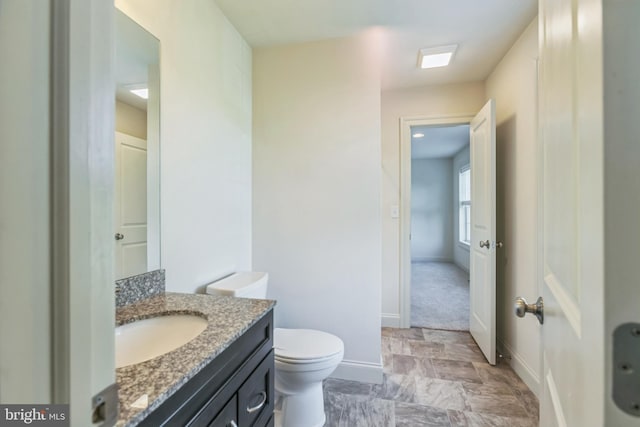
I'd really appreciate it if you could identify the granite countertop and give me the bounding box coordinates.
[115,292,276,427]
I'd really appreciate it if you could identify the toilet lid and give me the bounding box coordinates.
[274,328,344,361]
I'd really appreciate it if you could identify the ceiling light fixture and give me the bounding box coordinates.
[418,45,458,69]
[412,133,425,138]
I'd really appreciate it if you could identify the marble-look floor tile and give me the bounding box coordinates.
[472,362,531,392]
[324,392,395,427]
[409,339,445,357]
[413,377,469,411]
[325,327,539,426]
[371,374,416,403]
[324,378,372,396]
[461,381,515,397]
[382,336,413,356]
[324,390,345,426]
[463,391,528,418]
[422,329,476,345]
[448,409,537,427]
[438,343,487,363]
[383,353,394,374]
[394,402,450,427]
[513,389,540,419]
[392,354,436,377]
[383,327,426,340]
[431,359,482,384]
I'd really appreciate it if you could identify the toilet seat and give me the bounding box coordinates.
[274,328,344,364]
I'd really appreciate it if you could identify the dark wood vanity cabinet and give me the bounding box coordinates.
[139,310,274,427]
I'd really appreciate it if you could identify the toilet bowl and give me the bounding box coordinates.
[274,328,344,427]
[206,272,344,427]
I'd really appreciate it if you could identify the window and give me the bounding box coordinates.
[459,165,471,245]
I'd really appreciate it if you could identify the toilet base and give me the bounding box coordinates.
[275,383,326,427]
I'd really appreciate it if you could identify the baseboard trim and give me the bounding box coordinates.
[381,313,401,328]
[497,339,541,398]
[411,256,453,263]
[330,359,383,384]
[453,260,469,273]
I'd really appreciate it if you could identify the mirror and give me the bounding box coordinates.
[114,9,160,280]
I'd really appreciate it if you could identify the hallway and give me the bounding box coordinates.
[411,262,470,331]
[323,328,539,426]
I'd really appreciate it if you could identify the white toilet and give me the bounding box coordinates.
[206,272,344,427]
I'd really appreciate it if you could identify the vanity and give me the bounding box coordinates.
[116,293,276,427]
[113,8,276,426]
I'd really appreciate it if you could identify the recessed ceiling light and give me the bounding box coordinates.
[418,45,458,69]
[129,88,149,99]
[413,133,425,138]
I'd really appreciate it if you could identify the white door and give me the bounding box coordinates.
[469,99,497,365]
[115,131,148,279]
[538,0,605,425]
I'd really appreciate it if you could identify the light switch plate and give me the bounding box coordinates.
[391,205,399,219]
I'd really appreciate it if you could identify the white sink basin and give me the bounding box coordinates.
[115,314,208,368]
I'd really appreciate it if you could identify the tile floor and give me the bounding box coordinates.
[322,327,539,427]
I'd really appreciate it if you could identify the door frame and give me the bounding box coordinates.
[51,0,116,422]
[399,114,476,329]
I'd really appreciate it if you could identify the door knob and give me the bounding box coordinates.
[479,240,491,248]
[114,233,125,241]
[514,296,544,325]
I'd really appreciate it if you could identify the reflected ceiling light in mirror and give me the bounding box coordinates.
[412,132,425,138]
[129,87,149,99]
[124,83,149,99]
[418,45,457,69]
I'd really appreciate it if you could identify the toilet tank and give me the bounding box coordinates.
[205,272,268,299]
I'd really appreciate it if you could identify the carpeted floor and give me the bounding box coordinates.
[411,262,470,331]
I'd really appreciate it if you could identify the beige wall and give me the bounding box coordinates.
[381,83,486,325]
[115,100,146,139]
[116,0,253,293]
[253,31,383,382]
[485,17,540,395]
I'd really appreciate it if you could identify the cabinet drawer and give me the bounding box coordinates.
[238,350,274,427]
[208,395,237,427]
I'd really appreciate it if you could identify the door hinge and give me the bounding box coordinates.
[613,323,640,417]
[92,383,118,426]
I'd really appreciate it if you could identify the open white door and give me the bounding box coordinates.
[537,0,605,425]
[469,99,497,365]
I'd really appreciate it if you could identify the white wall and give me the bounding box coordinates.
[115,0,253,292]
[0,0,52,402]
[253,31,383,383]
[485,17,540,395]
[410,158,453,262]
[452,146,470,272]
[381,83,485,326]
[603,2,640,424]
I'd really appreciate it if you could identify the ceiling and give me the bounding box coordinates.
[214,0,537,90]
[411,125,469,159]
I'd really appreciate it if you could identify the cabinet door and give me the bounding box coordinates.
[208,395,238,427]
[238,351,274,427]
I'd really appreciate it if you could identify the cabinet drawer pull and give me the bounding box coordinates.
[246,391,267,413]
[228,421,238,427]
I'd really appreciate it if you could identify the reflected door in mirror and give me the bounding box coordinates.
[115,131,147,279]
